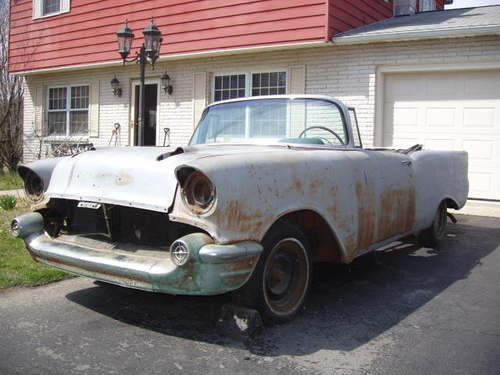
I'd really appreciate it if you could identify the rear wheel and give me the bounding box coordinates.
[232,224,312,324]
[418,201,447,247]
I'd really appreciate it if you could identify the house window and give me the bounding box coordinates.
[213,71,287,102]
[43,0,60,15]
[47,85,89,136]
[33,0,70,19]
[214,74,246,102]
[252,72,286,96]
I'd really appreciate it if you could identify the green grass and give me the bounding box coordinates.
[0,200,71,289]
[0,171,24,191]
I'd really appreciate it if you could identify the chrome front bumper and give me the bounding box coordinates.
[12,213,263,295]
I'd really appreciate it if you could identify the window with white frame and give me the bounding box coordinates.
[213,71,287,102]
[214,74,246,102]
[47,85,89,136]
[251,72,286,96]
[33,0,70,19]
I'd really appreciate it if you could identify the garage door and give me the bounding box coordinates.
[383,70,500,200]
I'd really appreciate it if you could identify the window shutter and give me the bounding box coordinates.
[193,72,207,128]
[61,0,71,13]
[34,85,46,136]
[289,66,306,135]
[289,65,306,94]
[89,80,100,138]
[32,0,42,19]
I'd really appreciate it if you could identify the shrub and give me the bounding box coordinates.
[0,195,17,210]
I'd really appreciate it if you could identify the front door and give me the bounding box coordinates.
[132,84,158,146]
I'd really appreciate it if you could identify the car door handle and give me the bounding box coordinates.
[401,160,412,166]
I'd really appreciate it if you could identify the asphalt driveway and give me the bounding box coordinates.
[1,215,499,375]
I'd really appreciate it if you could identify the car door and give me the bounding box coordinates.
[372,150,416,242]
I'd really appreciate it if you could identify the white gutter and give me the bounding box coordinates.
[16,40,328,76]
[333,24,500,45]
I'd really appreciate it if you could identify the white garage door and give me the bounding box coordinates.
[383,70,500,200]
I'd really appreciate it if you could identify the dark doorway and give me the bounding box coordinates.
[133,84,158,146]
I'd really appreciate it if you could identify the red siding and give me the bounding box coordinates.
[9,0,328,73]
[9,0,446,73]
[328,0,445,38]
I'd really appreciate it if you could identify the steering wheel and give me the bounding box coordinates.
[298,126,345,146]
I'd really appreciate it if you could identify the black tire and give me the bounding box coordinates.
[418,201,447,247]
[232,223,312,324]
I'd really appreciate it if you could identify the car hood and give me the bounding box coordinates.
[45,144,293,212]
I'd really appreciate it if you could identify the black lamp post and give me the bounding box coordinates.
[117,19,163,146]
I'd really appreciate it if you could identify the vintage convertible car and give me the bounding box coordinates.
[12,95,468,323]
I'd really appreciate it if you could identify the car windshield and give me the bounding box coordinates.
[190,98,347,146]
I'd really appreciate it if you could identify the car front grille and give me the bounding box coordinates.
[45,198,201,247]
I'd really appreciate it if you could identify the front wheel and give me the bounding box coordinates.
[418,201,447,247]
[232,224,312,324]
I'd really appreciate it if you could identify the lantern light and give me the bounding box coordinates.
[143,19,163,65]
[116,20,134,61]
[110,76,122,97]
[161,72,173,95]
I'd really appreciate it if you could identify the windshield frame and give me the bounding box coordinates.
[189,95,354,148]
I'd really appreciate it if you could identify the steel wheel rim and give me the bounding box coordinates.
[263,238,310,316]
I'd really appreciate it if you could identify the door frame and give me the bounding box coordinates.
[130,78,161,146]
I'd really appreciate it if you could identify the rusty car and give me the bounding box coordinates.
[12,95,468,323]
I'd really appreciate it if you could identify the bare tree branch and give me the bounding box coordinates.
[0,0,23,170]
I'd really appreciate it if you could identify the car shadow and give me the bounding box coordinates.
[65,215,500,356]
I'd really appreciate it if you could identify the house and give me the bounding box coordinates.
[8,0,500,200]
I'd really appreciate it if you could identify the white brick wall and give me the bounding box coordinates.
[22,35,500,162]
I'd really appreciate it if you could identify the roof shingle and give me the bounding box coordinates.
[334,5,500,44]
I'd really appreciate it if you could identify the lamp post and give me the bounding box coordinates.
[117,19,163,146]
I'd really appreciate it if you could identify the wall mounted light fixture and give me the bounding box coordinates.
[161,72,173,95]
[110,76,122,97]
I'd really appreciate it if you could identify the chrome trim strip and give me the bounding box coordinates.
[199,242,263,264]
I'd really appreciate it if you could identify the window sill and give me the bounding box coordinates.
[42,136,90,143]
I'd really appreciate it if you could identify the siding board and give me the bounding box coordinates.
[9,0,328,73]
[10,6,325,52]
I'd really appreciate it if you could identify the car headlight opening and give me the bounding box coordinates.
[24,170,45,202]
[182,170,216,214]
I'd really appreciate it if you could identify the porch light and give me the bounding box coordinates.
[161,72,173,95]
[143,19,163,65]
[116,20,134,61]
[110,76,122,97]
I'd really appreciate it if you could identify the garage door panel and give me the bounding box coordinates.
[462,139,495,160]
[463,106,496,128]
[393,106,419,126]
[425,75,462,98]
[469,172,493,196]
[384,70,500,200]
[385,76,426,101]
[426,107,456,127]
